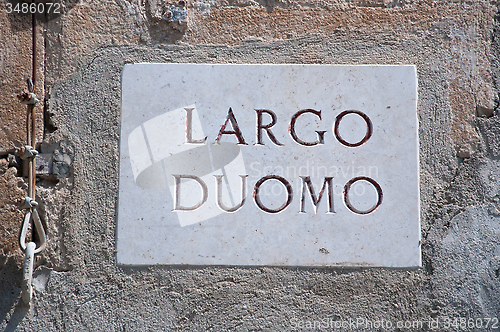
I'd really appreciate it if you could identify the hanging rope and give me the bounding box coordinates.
[16,2,47,306]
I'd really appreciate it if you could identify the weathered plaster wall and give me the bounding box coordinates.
[1,0,499,330]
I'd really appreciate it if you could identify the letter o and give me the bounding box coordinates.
[334,110,372,147]
[343,176,383,214]
[254,175,293,213]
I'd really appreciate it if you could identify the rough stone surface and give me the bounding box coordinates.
[0,0,499,330]
[424,204,500,319]
[0,159,26,266]
[0,4,44,152]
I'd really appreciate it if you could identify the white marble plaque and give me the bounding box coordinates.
[117,64,420,267]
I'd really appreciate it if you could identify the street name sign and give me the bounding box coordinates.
[117,64,420,267]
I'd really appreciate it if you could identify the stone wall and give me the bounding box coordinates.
[1,0,499,330]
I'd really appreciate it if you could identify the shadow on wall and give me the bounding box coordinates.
[2,302,29,332]
[0,258,27,332]
[1,262,52,331]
